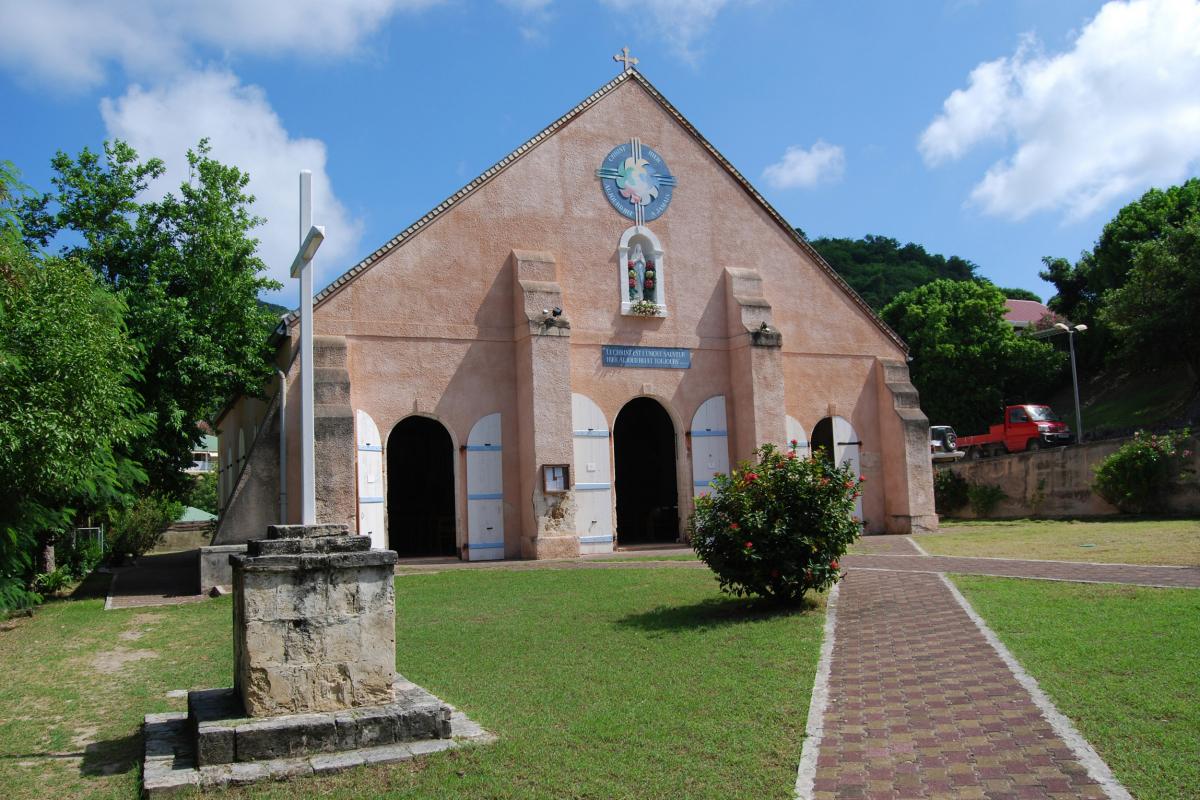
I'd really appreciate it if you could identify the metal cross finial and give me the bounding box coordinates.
[613,46,638,72]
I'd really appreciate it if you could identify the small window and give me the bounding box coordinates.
[1010,408,1028,424]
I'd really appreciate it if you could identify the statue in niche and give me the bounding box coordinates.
[626,243,657,304]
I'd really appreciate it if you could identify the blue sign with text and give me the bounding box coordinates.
[602,345,691,369]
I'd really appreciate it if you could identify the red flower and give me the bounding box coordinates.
[745,472,758,482]
[830,559,839,569]
[744,541,753,549]
[790,438,798,447]
[729,522,740,531]
[844,480,854,489]
[644,279,655,289]
[859,474,866,482]
[819,477,829,486]
[628,278,636,287]
[787,452,797,460]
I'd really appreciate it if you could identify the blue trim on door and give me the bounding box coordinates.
[693,480,715,487]
[359,496,385,504]
[579,535,614,544]
[465,443,501,451]
[573,429,609,437]
[575,482,611,491]
[690,430,727,437]
[467,541,504,549]
[467,492,504,501]
[358,444,382,452]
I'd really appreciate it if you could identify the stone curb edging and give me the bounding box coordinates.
[937,573,1133,800]
[793,581,840,800]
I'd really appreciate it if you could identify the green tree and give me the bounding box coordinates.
[881,279,1066,433]
[1099,218,1200,386]
[188,470,219,516]
[23,140,282,500]
[806,233,979,309]
[0,163,145,609]
[1040,178,1200,369]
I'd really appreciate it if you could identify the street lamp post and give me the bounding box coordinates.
[1054,322,1088,444]
[290,171,325,524]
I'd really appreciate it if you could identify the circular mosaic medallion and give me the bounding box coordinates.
[596,139,677,224]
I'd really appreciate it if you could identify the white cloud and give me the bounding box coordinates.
[762,141,846,189]
[0,0,442,89]
[920,0,1200,221]
[598,0,738,61]
[100,70,363,301]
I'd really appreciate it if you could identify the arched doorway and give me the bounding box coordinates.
[386,416,457,557]
[812,416,863,518]
[613,397,679,545]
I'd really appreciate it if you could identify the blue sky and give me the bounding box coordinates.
[2,0,1199,305]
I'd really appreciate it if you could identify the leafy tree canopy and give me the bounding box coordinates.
[1099,217,1200,384]
[804,233,979,309]
[22,140,282,499]
[0,162,145,609]
[881,279,1066,433]
[1040,177,1200,377]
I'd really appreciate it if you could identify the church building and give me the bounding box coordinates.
[213,64,936,561]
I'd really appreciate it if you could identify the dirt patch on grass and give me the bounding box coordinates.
[130,612,164,626]
[91,647,158,674]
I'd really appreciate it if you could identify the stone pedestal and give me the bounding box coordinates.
[142,524,492,796]
[232,523,397,716]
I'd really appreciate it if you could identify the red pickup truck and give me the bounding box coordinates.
[959,404,1074,459]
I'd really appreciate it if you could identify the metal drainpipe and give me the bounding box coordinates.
[277,368,288,523]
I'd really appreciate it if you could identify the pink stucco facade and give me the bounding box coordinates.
[215,71,936,557]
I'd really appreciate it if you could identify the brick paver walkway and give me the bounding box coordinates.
[801,569,1125,800]
[842,552,1200,588]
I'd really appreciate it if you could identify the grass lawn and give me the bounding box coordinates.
[954,576,1200,800]
[916,518,1200,565]
[0,568,825,799]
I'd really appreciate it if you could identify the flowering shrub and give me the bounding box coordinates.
[690,443,863,604]
[1093,428,1194,514]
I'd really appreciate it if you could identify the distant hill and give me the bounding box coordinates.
[803,233,979,310]
[258,299,291,319]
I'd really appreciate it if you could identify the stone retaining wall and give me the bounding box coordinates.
[943,435,1200,518]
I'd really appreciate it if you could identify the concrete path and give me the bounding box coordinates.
[796,568,1129,800]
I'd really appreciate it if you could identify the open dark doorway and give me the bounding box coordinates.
[613,397,679,545]
[811,417,835,464]
[386,416,457,557]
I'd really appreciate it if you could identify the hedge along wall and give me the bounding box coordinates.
[941,435,1200,519]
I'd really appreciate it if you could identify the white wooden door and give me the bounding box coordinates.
[355,410,386,550]
[690,396,729,497]
[832,416,863,519]
[466,413,504,561]
[786,415,810,457]
[572,393,613,554]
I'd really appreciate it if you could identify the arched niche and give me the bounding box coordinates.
[618,225,667,317]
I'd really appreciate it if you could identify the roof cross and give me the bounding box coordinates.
[613,46,638,72]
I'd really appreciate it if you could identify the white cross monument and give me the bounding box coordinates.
[289,171,325,524]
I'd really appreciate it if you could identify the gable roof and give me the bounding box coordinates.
[284,69,907,353]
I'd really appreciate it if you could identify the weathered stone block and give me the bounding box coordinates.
[266,523,348,540]
[235,713,337,761]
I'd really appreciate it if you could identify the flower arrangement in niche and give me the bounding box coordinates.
[690,442,863,604]
[629,299,659,316]
[643,259,656,302]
